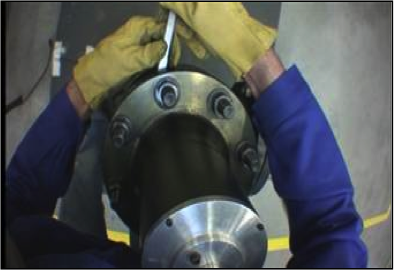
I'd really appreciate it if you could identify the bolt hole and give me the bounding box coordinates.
[257,223,264,231]
[189,251,201,265]
[166,218,173,227]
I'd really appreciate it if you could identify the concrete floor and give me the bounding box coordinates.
[5,2,392,268]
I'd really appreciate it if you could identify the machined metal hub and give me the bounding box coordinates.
[142,198,267,268]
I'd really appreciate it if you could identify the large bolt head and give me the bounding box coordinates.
[242,148,260,174]
[237,143,260,174]
[218,98,235,119]
[110,116,133,148]
[161,85,177,108]
[155,79,179,109]
[212,93,235,119]
[112,128,127,148]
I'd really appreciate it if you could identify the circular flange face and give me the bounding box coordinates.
[104,71,260,225]
[142,198,267,268]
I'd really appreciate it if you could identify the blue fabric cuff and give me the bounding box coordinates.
[252,65,313,138]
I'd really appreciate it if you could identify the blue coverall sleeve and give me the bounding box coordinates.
[252,66,368,268]
[6,88,85,224]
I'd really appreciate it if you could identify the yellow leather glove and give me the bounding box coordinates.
[74,16,181,109]
[160,2,277,79]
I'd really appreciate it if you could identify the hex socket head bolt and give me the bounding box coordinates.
[154,79,179,109]
[110,115,133,148]
[211,91,235,119]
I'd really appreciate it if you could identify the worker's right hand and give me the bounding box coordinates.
[73,16,169,109]
[160,2,277,80]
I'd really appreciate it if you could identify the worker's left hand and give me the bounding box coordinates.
[74,16,179,109]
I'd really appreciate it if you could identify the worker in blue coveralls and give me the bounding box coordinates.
[6,2,368,268]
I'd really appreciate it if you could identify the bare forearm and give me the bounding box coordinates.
[66,80,90,120]
[244,48,285,99]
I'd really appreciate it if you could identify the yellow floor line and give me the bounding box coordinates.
[268,236,290,252]
[266,204,392,252]
[106,204,392,252]
[363,204,392,229]
[107,230,130,244]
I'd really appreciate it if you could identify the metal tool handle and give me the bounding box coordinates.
[158,11,177,72]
